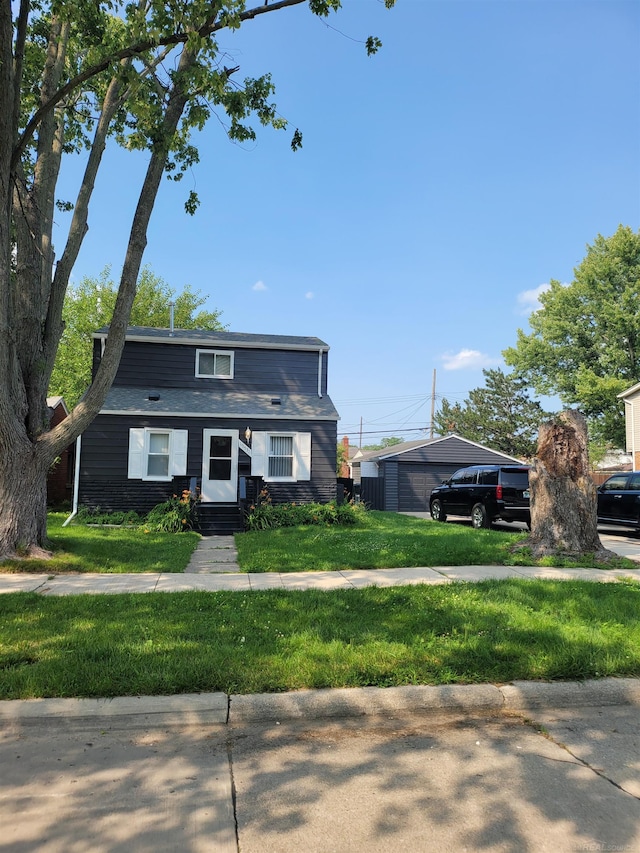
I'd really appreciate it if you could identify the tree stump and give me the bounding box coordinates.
[527,409,616,560]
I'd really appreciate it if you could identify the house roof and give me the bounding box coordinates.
[93,326,330,351]
[619,381,640,400]
[46,396,68,414]
[352,433,525,464]
[100,387,339,421]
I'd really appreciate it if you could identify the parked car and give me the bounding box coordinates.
[429,464,531,529]
[597,471,640,531]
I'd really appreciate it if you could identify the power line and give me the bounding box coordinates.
[340,427,434,438]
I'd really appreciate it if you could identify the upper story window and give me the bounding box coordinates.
[196,349,234,379]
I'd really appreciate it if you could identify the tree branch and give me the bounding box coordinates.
[41,46,199,457]
[12,0,309,170]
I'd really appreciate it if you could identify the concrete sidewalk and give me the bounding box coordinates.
[1,561,639,595]
[2,680,640,852]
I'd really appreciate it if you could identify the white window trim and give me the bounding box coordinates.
[143,428,173,481]
[128,428,188,481]
[251,431,311,482]
[195,348,234,379]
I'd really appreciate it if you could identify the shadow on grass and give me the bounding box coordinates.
[1,579,639,699]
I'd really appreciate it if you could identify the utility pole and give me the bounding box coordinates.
[359,416,363,449]
[430,369,436,438]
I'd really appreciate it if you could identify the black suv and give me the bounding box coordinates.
[429,464,531,529]
[597,471,640,531]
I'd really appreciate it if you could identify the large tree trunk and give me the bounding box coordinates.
[528,409,615,560]
[0,41,197,560]
[0,438,51,558]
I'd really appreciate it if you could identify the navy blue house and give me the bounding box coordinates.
[77,327,339,532]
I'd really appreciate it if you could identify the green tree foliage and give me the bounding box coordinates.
[504,226,640,447]
[362,436,405,451]
[434,369,551,459]
[49,266,226,406]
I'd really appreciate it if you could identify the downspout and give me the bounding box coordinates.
[317,348,324,398]
[62,434,82,527]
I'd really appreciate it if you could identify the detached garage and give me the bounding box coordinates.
[353,434,525,512]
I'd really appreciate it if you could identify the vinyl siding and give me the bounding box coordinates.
[384,462,399,512]
[97,340,327,396]
[78,414,337,512]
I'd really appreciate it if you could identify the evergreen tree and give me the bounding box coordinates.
[434,369,551,458]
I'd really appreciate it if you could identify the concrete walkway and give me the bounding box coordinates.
[184,535,239,573]
[0,561,638,595]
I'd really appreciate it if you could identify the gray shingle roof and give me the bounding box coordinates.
[94,327,329,350]
[101,387,339,420]
[354,436,444,462]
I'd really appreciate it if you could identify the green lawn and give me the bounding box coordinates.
[0,513,199,573]
[0,511,633,574]
[235,511,634,572]
[1,579,639,699]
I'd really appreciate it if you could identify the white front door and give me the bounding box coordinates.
[201,429,238,502]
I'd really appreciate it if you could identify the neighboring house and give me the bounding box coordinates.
[46,396,74,506]
[619,382,640,469]
[337,435,359,479]
[352,434,526,512]
[77,327,339,532]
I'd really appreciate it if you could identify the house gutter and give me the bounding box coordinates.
[62,434,82,527]
[317,348,324,398]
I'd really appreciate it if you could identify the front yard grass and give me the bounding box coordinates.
[0,513,198,574]
[1,579,639,699]
[235,511,635,572]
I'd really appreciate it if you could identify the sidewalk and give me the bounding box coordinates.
[1,560,639,595]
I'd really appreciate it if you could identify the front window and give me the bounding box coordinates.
[147,431,170,478]
[268,435,294,478]
[196,349,234,379]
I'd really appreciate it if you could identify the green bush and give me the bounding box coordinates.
[76,506,142,526]
[143,490,198,533]
[245,499,363,531]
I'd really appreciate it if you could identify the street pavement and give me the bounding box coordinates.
[1,682,640,852]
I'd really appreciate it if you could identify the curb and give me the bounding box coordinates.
[0,692,229,725]
[1,678,639,725]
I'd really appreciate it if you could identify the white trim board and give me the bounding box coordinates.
[100,409,338,421]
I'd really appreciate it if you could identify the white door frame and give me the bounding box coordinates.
[201,429,239,503]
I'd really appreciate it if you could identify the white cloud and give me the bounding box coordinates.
[252,280,268,292]
[441,349,501,371]
[516,283,549,315]
[305,291,314,300]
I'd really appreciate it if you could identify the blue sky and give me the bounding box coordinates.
[56,0,640,446]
